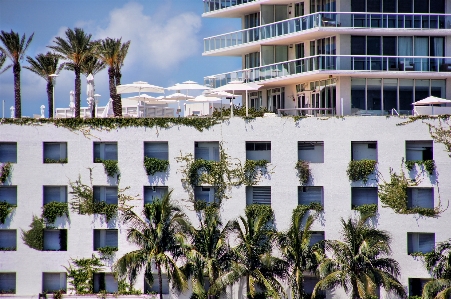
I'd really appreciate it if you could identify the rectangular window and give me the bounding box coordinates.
[0,142,17,163]
[407,188,434,209]
[367,79,382,110]
[144,142,168,160]
[407,233,435,254]
[43,142,67,163]
[398,0,412,12]
[409,278,431,297]
[43,186,67,204]
[194,186,217,203]
[367,37,381,55]
[246,142,271,162]
[246,186,271,205]
[351,141,378,161]
[43,229,67,251]
[145,274,169,294]
[0,273,16,294]
[351,78,366,112]
[351,0,365,12]
[93,142,117,162]
[93,229,118,250]
[0,230,16,251]
[351,36,366,55]
[42,273,67,292]
[298,186,323,205]
[298,141,324,163]
[195,142,220,161]
[352,187,378,207]
[383,78,398,113]
[0,186,17,206]
[406,141,433,161]
[93,273,118,293]
[309,231,325,247]
[399,79,414,113]
[144,186,168,204]
[93,186,118,205]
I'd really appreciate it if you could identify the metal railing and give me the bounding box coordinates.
[204,12,451,53]
[205,55,451,87]
[204,0,258,13]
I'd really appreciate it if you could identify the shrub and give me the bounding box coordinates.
[295,160,310,185]
[42,202,69,223]
[95,158,119,177]
[0,201,15,224]
[346,160,377,183]
[144,157,169,176]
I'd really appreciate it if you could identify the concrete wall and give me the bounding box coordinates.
[1,116,450,298]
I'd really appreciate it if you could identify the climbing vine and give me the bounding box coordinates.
[143,157,169,176]
[352,203,378,217]
[296,202,324,216]
[405,159,436,175]
[64,255,104,294]
[44,158,68,164]
[42,202,69,223]
[295,160,310,185]
[0,201,15,224]
[21,216,45,251]
[243,159,270,186]
[95,158,119,177]
[97,246,118,259]
[346,159,377,183]
[0,162,12,183]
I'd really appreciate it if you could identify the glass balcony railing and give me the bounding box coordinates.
[204,0,258,13]
[205,55,451,87]
[204,12,451,53]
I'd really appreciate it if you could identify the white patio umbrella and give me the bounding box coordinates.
[412,96,451,115]
[116,81,164,95]
[69,90,75,117]
[187,95,222,115]
[213,81,262,117]
[101,98,114,118]
[86,73,95,118]
[166,81,210,115]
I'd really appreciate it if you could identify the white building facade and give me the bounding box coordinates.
[203,0,451,116]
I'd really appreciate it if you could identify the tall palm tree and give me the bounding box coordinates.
[214,205,287,299]
[0,50,9,74]
[0,30,34,118]
[24,52,62,118]
[48,28,95,118]
[313,217,406,299]
[185,206,232,299]
[97,38,130,117]
[422,239,451,299]
[114,191,190,299]
[278,206,323,299]
[80,55,105,77]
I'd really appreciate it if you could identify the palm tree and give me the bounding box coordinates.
[24,52,62,118]
[0,30,34,118]
[422,239,451,299]
[185,206,232,299]
[97,38,130,117]
[278,206,323,299]
[114,191,189,299]
[214,205,287,299]
[80,55,105,77]
[313,217,406,299]
[0,50,9,74]
[48,28,95,118]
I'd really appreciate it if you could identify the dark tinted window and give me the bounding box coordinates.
[367,0,381,12]
[367,37,381,55]
[383,0,396,12]
[351,0,365,11]
[430,0,444,13]
[383,37,396,55]
[414,0,428,13]
[351,36,366,55]
[398,0,412,12]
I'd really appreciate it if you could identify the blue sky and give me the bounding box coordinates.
[0,0,241,117]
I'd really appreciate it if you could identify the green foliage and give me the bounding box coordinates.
[346,159,377,183]
[0,201,15,224]
[0,116,221,133]
[0,162,12,183]
[95,158,119,177]
[378,167,443,217]
[0,246,15,251]
[52,290,65,299]
[117,279,142,295]
[243,159,269,186]
[44,158,68,164]
[405,159,436,175]
[97,246,118,258]
[296,202,324,216]
[64,254,104,294]
[295,160,310,185]
[212,105,269,118]
[352,204,378,217]
[42,202,69,223]
[144,157,169,176]
[21,216,44,250]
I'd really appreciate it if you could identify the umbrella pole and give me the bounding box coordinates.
[246,90,248,117]
[231,91,234,118]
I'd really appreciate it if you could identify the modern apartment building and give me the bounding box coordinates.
[202,0,451,116]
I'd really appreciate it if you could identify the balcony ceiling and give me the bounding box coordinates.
[202,0,293,18]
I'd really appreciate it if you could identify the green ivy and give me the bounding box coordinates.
[0,201,15,224]
[53,290,65,299]
[44,158,68,164]
[42,202,69,223]
[95,158,119,177]
[117,280,142,295]
[64,254,104,294]
[296,202,324,217]
[144,157,169,176]
[97,246,118,258]
[352,204,378,216]
[0,162,12,183]
[295,160,310,185]
[0,247,15,251]
[21,216,44,251]
[346,159,377,183]
[405,159,436,175]
[243,159,269,186]
[212,106,269,118]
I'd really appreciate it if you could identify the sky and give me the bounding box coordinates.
[0,0,242,117]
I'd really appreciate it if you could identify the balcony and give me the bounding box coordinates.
[204,0,258,13]
[206,55,451,88]
[203,12,451,55]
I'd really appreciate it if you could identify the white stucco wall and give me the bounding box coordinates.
[0,116,450,298]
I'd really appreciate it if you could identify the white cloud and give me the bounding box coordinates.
[95,2,202,71]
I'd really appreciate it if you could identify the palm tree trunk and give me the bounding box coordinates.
[13,63,21,118]
[47,80,53,118]
[74,66,81,118]
[158,263,163,299]
[108,67,119,117]
[114,70,122,117]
